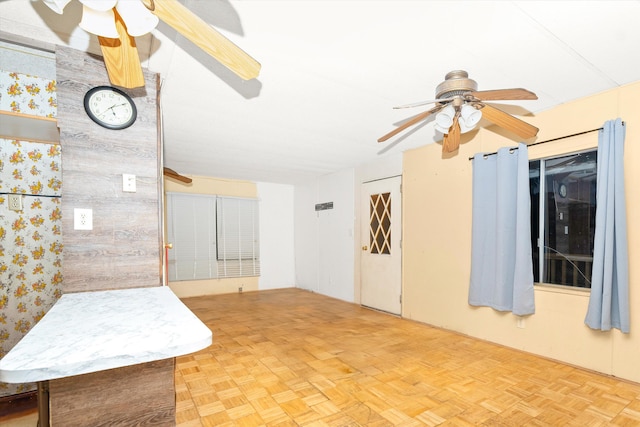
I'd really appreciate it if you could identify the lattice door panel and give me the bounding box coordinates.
[369,192,391,254]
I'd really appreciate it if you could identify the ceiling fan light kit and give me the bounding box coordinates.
[460,104,482,128]
[79,5,119,38]
[80,0,117,12]
[114,0,159,37]
[435,104,456,129]
[42,0,71,14]
[434,102,482,135]
[378,70,539,154]
[77,1,158,38]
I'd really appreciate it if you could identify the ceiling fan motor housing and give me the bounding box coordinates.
[435,70,478,99]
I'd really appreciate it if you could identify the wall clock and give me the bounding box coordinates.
[559,183,567,198]
[83,86,137,130]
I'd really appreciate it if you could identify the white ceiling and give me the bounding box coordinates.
[2,0,640,184]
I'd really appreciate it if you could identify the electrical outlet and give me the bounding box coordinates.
[123,174,136,192]
[8,194,23,211]
[74,208,93,230]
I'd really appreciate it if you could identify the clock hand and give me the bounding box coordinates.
[98,103,128,118]
[106,103,128,111]
[97,104,125,119]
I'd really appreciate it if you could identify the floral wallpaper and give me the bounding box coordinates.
[0,69,57,117]
[0,70,61,397]
[0,140,62,196]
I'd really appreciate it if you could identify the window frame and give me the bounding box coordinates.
[530,148,597,290]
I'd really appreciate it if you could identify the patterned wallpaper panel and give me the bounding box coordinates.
[0,194,63,396]
[0,139,62,197]
[1,70,61,397]
[0,69,57,117]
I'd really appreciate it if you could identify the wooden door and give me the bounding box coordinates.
[360,176,402,315]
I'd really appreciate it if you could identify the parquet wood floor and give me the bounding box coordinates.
[176,288,640,426]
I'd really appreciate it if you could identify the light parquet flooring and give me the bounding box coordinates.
[176,289,640,427]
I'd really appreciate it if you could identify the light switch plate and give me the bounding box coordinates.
[74,208,93,230]
[8,194,23,211]
[123,174,136,192]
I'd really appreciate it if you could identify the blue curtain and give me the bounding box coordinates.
[585,118,629,333]
[469,143,535,315]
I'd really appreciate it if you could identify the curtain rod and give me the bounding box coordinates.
[467,121,625,161]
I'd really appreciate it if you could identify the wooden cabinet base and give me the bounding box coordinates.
[49,358,175,426]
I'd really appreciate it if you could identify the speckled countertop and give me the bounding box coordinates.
[0,286,212,383]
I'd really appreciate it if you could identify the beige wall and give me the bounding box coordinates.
[402,81,640,382]
[164,175,259,298]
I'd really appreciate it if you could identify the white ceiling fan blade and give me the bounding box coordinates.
[393,97,455,109]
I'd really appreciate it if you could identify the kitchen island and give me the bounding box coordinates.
[0,286,212,426]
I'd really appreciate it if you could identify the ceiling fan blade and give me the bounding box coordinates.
[145,0,261,80]
[393,97,455,109]
[377,105,443,143]
[163,167,192,184]
[468,88,537,101]
[442,114,461,153]
[98,8,145,89]
[480,104,539,139]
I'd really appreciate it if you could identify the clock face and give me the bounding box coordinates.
[84,86,137,130]
[559,183,567,198]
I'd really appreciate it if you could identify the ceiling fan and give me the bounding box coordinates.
[42,0,261,88]
[163,167,192,184]
[378,70,539,153]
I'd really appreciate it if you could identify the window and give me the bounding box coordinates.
[529,150,597,288]
[369,192,391,255]
[166,193,260,281]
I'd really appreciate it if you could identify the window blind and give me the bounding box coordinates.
[166,193,260,281]
[216,197,260,277]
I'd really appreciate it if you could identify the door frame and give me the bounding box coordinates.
[359,174,402,315]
